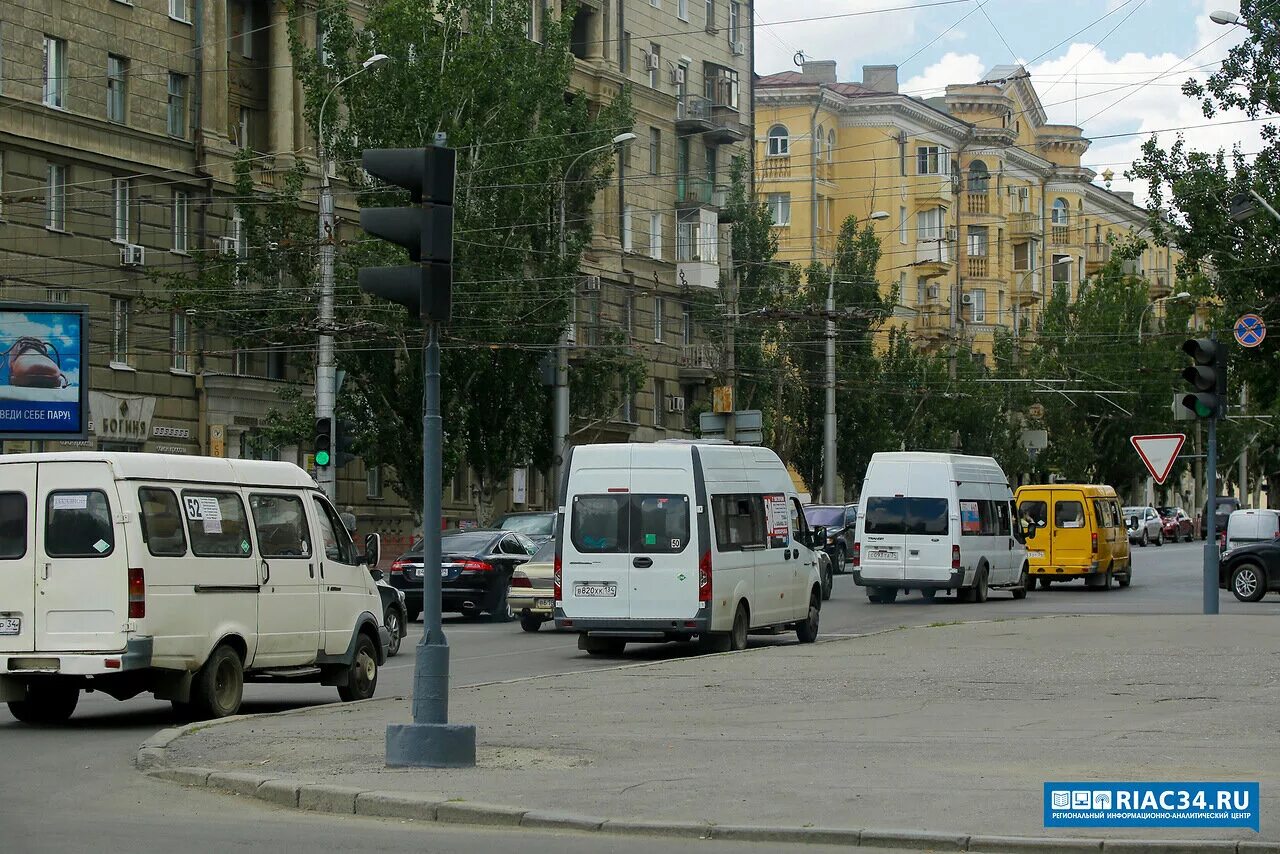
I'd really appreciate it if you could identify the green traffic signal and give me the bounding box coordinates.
[1179,338,1225,420]
[314,449,331,467]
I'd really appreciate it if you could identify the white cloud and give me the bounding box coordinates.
[753,0,924,78]
[901,52,987,99]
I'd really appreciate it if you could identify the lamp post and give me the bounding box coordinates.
[1209,9,1244,26]
[552,132,636,495]
[1137,291,1192,341]
[314,53,388,499]
[822,210,889,503]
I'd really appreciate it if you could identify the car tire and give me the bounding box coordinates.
[820,555,833,601]
[835,544,848,575]
[582,636,627,656]
[1230,563,1268,603]
[972,568,989,603]
[519,614,543,633]
[6,680,79,724]
[190,644,244,720]
[1140,530,1148,547]
[384,605,403,658]
[1155,530,1164,547]
[728,603,749,651]
[1184,530,1194,543]
[921,589,937,601]
[1012,566,1029,600]
[1118,568,1132,588]
[1038,577,1052,590]
[337,633,379,702]
[796,589,820,644]
[878,586,898,604]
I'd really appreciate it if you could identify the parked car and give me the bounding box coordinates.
[804,504,857,575]
[1201,496,1242,540]
[510,538,556,632]
[1122,505,1164,547]
[494,511,556,544]
[373,573,409,657]
[1225,508,1280,552]
[1218,540,1280,602]
[1156,506,1195,543]
[1015,484,1131,589]
[388,530,536,621]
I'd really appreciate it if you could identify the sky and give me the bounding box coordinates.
[752,0,1260,203]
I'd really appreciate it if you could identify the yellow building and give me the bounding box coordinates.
[754,61,1180,362]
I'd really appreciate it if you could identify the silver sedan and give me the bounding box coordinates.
[1123,505,1164,547]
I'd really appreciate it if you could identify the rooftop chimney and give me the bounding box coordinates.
[799,60,838,84]
[862,64,899,94]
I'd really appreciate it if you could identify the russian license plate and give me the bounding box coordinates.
[867,548,897,561]
[1028,550,1045,559]
[440,567,450,578]
[535,597,554,609]
[0,617,20,636]
[574,582,617,598]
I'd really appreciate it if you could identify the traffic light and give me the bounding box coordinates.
[358,147,456,322]
[314,416,333,468]
[1180,337,1226,419]
[334,416,358,469]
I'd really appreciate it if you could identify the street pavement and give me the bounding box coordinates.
[2,539,1276,852]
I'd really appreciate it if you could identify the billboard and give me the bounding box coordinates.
[0,302,89,440]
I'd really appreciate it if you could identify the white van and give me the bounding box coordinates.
[852,452,1030,603]
[1225,508,1280,551]
[0,452,389,723]
[554,442,823,654]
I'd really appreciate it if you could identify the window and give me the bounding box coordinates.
[967,160,990,192]
[570,494,691,555]
[620,31,631,73]
[916,145,949,176]
[237,106,251,149]
[43,36,67,108]
[249,494,312,558]
[864,497,949,535]
[711,494,765,552]
[111,297,131,365]
[654,296,665,342]
[45,491,115,557]
[112,178,130,243]
[959,500,1001,536]
[1019,500,1048,530]
[46,163,66,230]
[705,0,715,29]
[916,206,943,242]
[814,124,823,162]
[47,289,70,303]
[107,55,128,122]
[899,206,908,244]
[181,491,253,557]
[138,488,187,557]
[1013,241,1031,271]
[240,1,254,56]
[728,1,740,43]
[172,191,189,252]
[624,292,635,336]
[649,212,662,260]
[766,124,789,157]
[1055,500,1086,529]
[170,311,189,372]
[969,289,986,323]
[367,465,383,500]
[705,144,717,183]
[1052,254,1071,285]
[650,0,660,6]
[683,306,694,345]
[622,204,634,252]
[678,0,688,19]
[648,43,660,89]
[707,66,739,108]
[167,73,187,138]
[232,213,247,258]
[312,496,358,564]
[169,0,189,22]
[996,501,1011,536]
[1051,198,1069,226]
[649,127,661,174]
[0,493,27,559]
[653,377,666,426]
[766,192,791,226]
[677,219,700,262]
[967,226,988,257]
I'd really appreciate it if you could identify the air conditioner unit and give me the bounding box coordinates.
[671,67,685,85]
[730,40,745,56]
[646,52,661,71]
[945,226,958,241]
[120,244,145,267]
[583,274,601,291]
[961,293,974,306]
[667,395,680,413]
[675,396,686,413]
[927,285,940,300]
[217,236,239,256]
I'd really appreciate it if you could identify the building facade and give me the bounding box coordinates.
[754,60,1180,361]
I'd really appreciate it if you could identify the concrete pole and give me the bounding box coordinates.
[1204,413,1220,615]
[1240,384,1248,505]
[316,142,337,500]
[823,266,837,503]
[552,190,570,498]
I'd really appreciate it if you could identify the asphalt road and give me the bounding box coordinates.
[2,539,1273,852]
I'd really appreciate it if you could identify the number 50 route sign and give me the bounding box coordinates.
[1130,434,1186,485]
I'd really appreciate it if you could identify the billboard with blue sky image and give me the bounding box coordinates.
[0,303,89,439]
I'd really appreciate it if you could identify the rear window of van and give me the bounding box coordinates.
[570,494,690,554]
[0,493,27,559]
[864,497,949,536]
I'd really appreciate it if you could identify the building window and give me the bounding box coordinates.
[172,191,189,252]
[620,31,631,73]
[366,465,383,499]
[167,73,187,138]
[624,292,635,336]
[107,55,128,123]
[967,226,989,257]
[728,1,740,43]
[677,219,700,262]
[237,106,251,149]
[649,127,661,174]
[899,206,908,244]
[650,0,660,6]
[1052,253,1071,285]
[766,192,791,226]
[1013,241,1032,271]
[705,0,715,29]
[678,0,688,19]
[622,204,633,252]
[170,311,189,372]
[917,145,949,176]
[649,213,662,260]
[47,288,70,303]
[46,164,66,231]
[240,2,254,56]
[683,306,694,346]
[43,36,67,108]
[654,296,665,343]
[967,160,990,192]
[706,66,739,108]
[766,125,789,157]
[169,0,190,22]
[653,378,667,427]
[1051,197,1070,226]
[916,206,943,242]
[648,43,660,89]
[112,178,130,243]
[828,128,836,162]
[111,297,131,366]
[969,289,986,323]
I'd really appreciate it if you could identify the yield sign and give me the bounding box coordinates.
[1130,433,1186,485]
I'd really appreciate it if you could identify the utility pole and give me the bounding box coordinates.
[723,265,738,444]
[1239,384,1248,505]
[823,266,837,502]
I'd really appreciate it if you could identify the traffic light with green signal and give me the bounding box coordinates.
[314,416,333,468]
[1180,337,1226,419]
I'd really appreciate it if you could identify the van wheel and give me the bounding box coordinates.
[921,589,937,601]
[7,680,79,724]
[384,605,403,657]
[1231,564,1267,602]
[728,604,749,651]
[581,635,627,656]
[972,568,989,603]
[1012,567,1029,600]
[1038,577,1052,590]
[337,634,379,702]
[1118,569,1132,588]
[190,644,244,719]
[820,556,834,601]
[520,614,543,633]
[796,590,820,644]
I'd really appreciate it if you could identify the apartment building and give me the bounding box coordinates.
[754,60,1179,363]
[0,0,753,531]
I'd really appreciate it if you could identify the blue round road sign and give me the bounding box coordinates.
[1234,313,1266,348]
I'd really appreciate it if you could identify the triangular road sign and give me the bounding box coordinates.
[1130,434,1186,485]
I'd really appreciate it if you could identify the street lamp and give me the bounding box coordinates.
[822,210,890,503]
[1209,9,1243,26]
[314,52,389,499]
[1137,291,1192,341]
[552,131,638,493]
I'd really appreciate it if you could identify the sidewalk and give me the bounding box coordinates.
[146,615,1279,848]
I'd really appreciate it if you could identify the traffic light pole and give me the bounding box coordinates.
[316,161,337,501]
[1203,410,1220,615]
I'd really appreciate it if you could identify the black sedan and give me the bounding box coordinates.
[1218,540,1280,602]
[804,504,857,573]
[388,530,536,621]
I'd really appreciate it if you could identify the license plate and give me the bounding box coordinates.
[0,617,20,636]
[1028,550,1044,559]
[867,548,897,561]
[535,597,554,609]
[574,582,617,598]
[440,567,450,578]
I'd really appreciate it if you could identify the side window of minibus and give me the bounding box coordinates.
[139,487,187,557]
[312,496,357,565]
[46,491,115,558]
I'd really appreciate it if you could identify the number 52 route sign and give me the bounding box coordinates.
[1130,434,1186,485]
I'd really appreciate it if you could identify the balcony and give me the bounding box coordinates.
[915,239,953,276]
[676,176,724,211]
[967,256,989,279]
[1012,269,1042,305]
[1050,224,1073,246]
[1086,242,1112,272]
[759,155,791,180]
[706,104,747,145]
[913,308,954,338]
[1008,211,1041,238]
[675,94,714,134]
[966,192,994,216]
[678,344,721,381]
[1150,275,1172,299]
